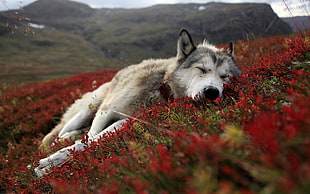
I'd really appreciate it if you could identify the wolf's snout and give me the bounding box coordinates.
[203,86,220,101]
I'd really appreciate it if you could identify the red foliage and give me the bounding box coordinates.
[0,32,310,193]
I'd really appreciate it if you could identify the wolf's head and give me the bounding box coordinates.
[170,29,241,101]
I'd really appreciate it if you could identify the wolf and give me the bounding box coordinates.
[35,29,241,177]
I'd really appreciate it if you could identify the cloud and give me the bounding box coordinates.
[77,0,266,8]
[269,0,309,17]
[73,0,154,9]
[0,0,308,17]
[0,0,34,10]
[72,0,272,9]
[71,0,309,17]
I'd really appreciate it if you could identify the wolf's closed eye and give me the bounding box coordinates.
[196,67,206,73]
[196,67,213,74]
[220,74,229,79]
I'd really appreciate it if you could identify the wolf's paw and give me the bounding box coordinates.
[34,157,53,177]
[34,166,49,177]
[34,148,71,177]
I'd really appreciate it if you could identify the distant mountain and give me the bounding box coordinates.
[1,0,292,66]
[282,16,310,32]
[16,0,96,30]
[23,0,94,18]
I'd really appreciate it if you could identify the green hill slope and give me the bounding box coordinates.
[0,0,292,85]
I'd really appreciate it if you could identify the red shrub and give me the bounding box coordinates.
[0,32,309,193]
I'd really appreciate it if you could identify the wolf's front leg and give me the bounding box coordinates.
[87,109,124,141]
[90,118,127,142]
[35,139,88,177]
[41,82,111,146]
[57,83,112,139]
[35,118,128,177]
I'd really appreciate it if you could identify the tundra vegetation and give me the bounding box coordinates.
[0,32,309,193]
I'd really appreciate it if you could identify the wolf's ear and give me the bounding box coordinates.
[226,42,234,56]
[177,29,196,60]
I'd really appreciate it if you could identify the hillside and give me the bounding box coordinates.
[0,32,309,193]
[19,1,292,62]
[0,0,292,85]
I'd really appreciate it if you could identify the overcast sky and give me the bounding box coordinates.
[0,0,308,17]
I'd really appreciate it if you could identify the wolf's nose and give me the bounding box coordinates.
[203,86,220,101]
